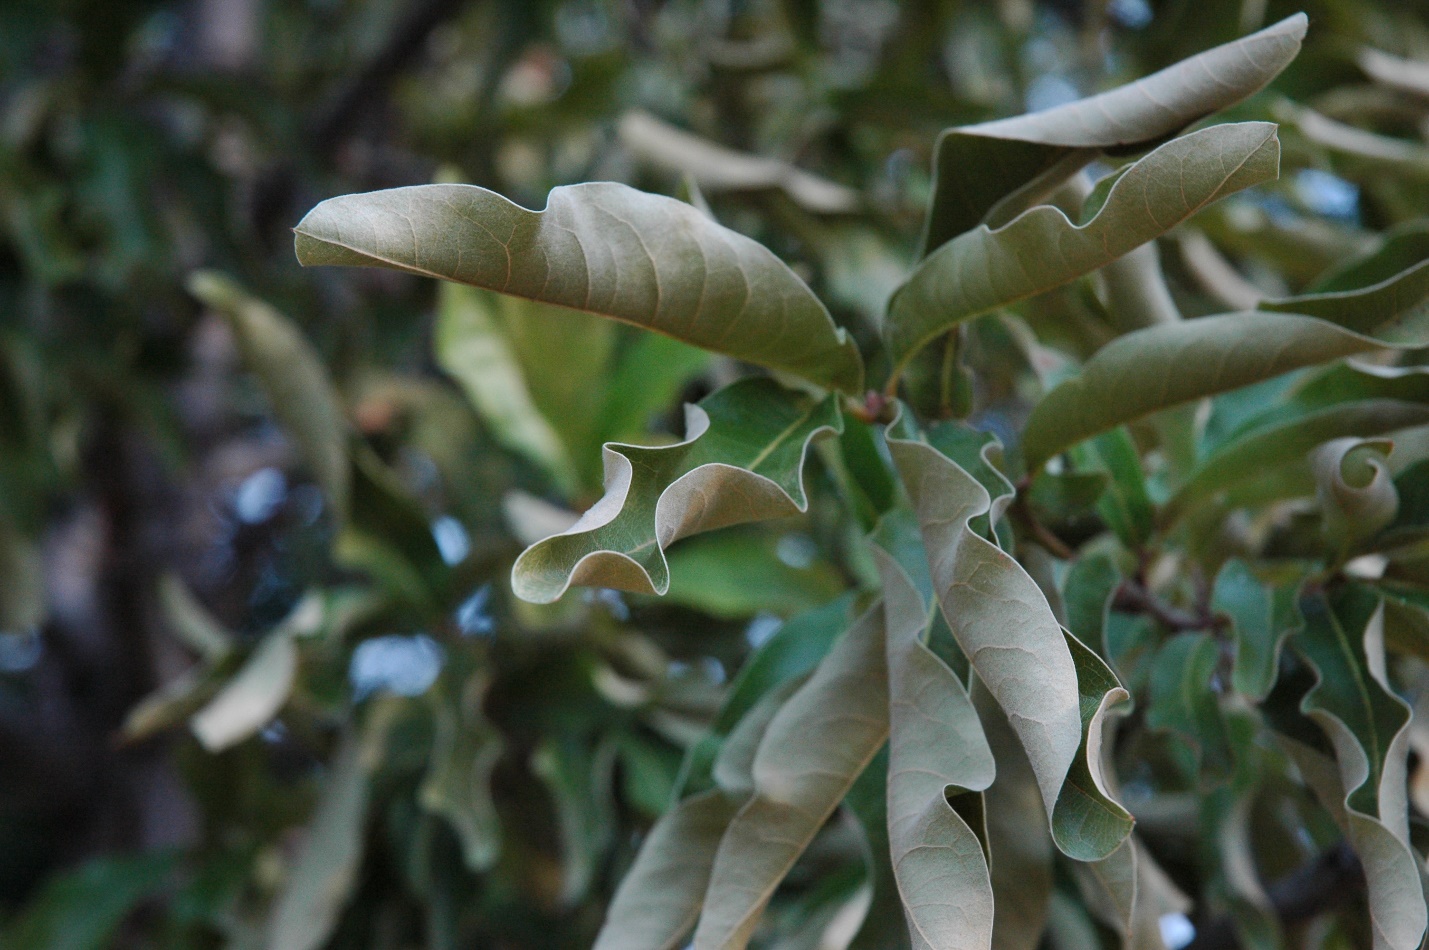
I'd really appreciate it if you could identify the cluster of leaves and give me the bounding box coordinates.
[6,1,1429,949]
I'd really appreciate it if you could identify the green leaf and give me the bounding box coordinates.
[434,282,577,491]
[920,14,1306,252]
[186,272,350,517]
[885,122,1281,381]
[662,529,845,620]
[692,603,889,949]
[1146,632,1235,785]
[511,378,841,603]
[1314,438,1399,552]
[156,573,233,662]
[266,732,371,950]
[0,853,176,950]
[294,182,864,394]
[1357,49,1429,102]
[1292,588,1426,950]
[419,674,504,873]
[874,546,995,950]
[886,416,1131,860]
[1022,252,1429,471]
[1212,560,1291,701]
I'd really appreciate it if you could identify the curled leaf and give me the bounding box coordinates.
[1313,438,1399,550]
[921,15,1305,251]
[885,122,1281,381]
[512,378,841,603]
[295,182,863,394]
[874,546,995,950]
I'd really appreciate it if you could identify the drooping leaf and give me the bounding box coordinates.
[874,546,995,950]
[532,736,612,906]
[844,747,914,950]
[1212,559,1292,701]
[692,603,889,950]
[1022,251,1429,471]
[886,415,1131,860]
[512,378,841,603]
[1293,588,1427,950]
[294,182,864,394]
[187,272,350,517]
[266,732,371,950]
[885,122,1281,380]
[921,15,1306,252]
[1146,632,1235,786]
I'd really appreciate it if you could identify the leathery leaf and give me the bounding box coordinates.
[294,182,863,394]
[884,122,1281,382]
[1022,248,1429,472]
[1295,587,1426,950]
[692,603,889,949]
[921,15,1306,252]
[511,378,841,603]
[873,545,995,950]
[886,411,1132,860]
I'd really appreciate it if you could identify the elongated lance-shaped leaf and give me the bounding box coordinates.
[921,15,1306,253]
[874,546,995,950]
[187,272,350,517]
[595,685,790,950]
[1212,560,1293,701]
[885,413,1131,860]
[884,122,1281,382]
[1293,588,1426,950]
[511,378,841,603]
[294,182,864,394]
[692,603,889,950]
[1022,251,1429,471]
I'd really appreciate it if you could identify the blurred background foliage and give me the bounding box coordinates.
[1,0,1428,947]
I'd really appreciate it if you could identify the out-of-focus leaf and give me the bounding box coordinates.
[662,529,845,620]
[618,111,859,214]
[189,630,297,753]
[1212,560,1290,700]
[0,852,176,950]
[1314,437,1399,551]
[597,331,711,446]
[844,747,912,950]
[157,573,233,662]
[533,736,613,907]
[1294,588,1426,950]
[267,732,371,950]
[886,415,1131,860]
[435,281,575,490]
[692,604,888,950]
[419,673,504,873]
[1085,429,1155,549]
[186,272,350,517]
[885,123,1281,380]
[294,183,864,394]
[512,378,840,603]
[1357,49,1429,101]
[921,15,1305,252]
[1277,102,1429,181]
[874,547,994,950]
[1146,632,1235,785]
[1022,252,1429,471]
[0,516,43,632]
[336,446,452,608]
